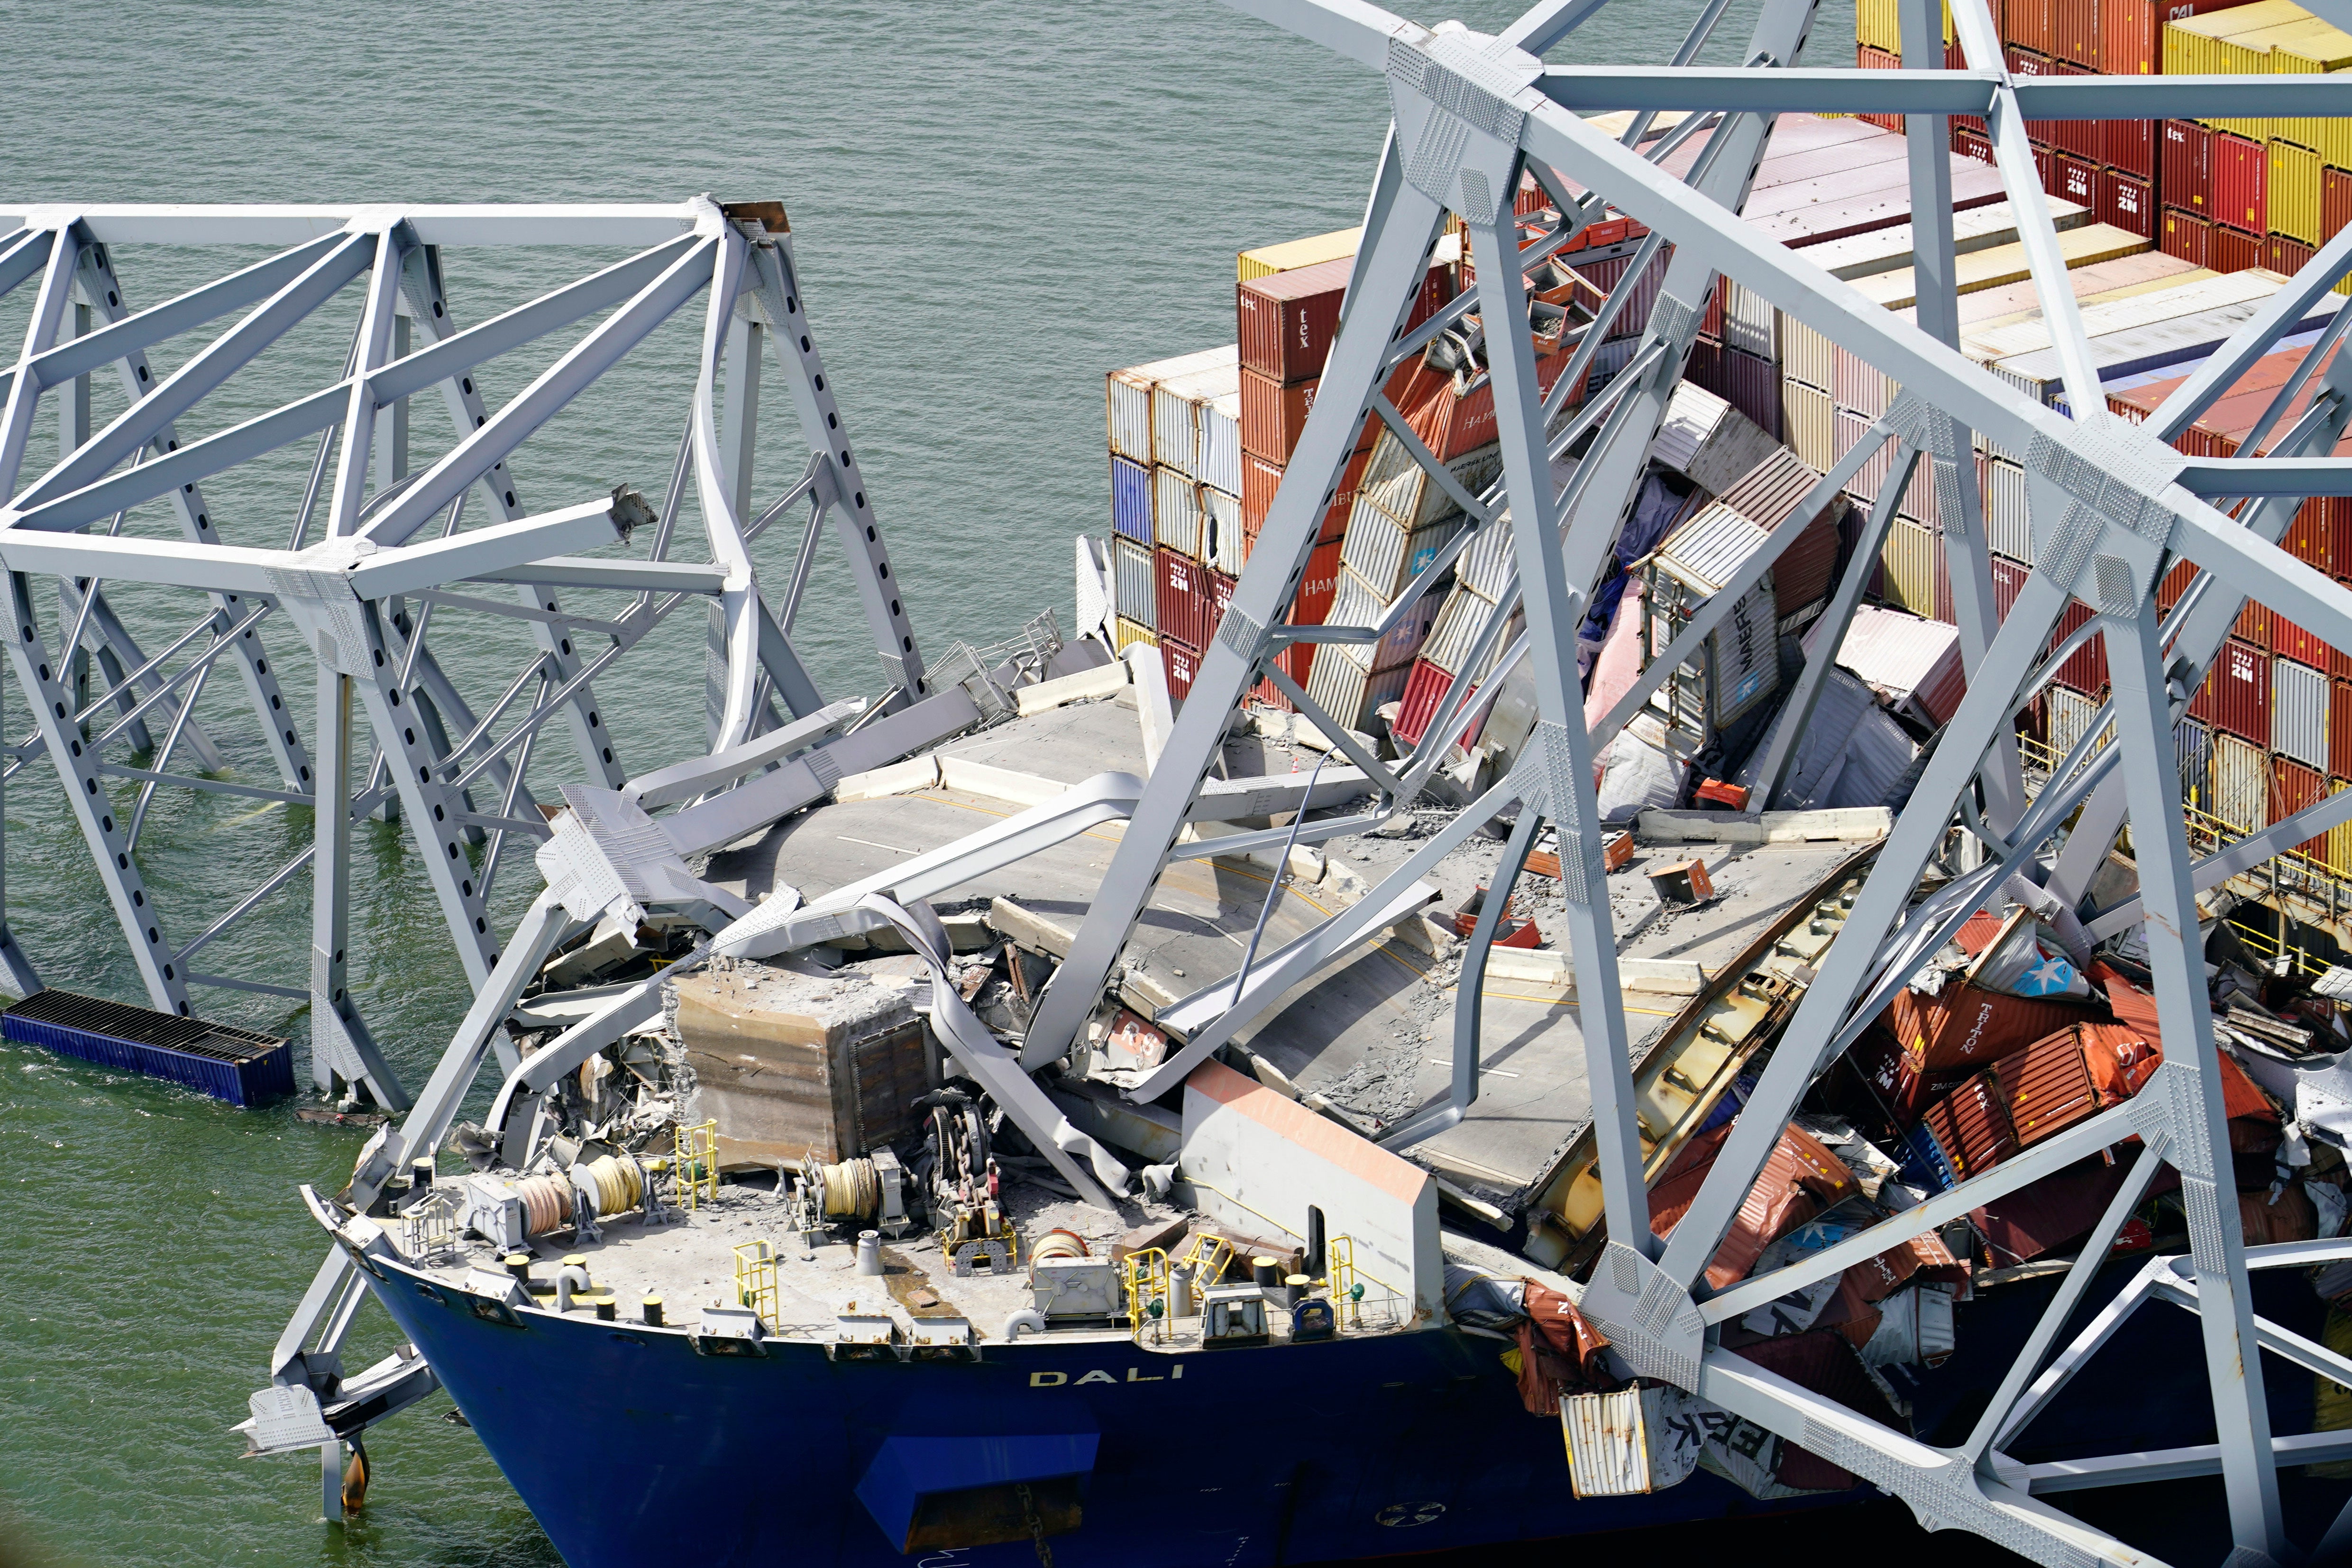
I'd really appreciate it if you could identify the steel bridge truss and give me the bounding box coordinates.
[0,197,931,1111]
[1010,0,2352,1562]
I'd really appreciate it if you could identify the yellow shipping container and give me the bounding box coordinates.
[2328,782,2352,876]
[2271,138,2326,245]
[1784,378,1835,472]
[1851,223,2152,309]
[1880,517,1940,618]
[1237,227,1361,284]
[1854,0,1951,53]
[2169,0,2313,135]
[1112,619,1158,654]
[2267,15,2352,155]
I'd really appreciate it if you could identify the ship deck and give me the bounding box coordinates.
[695,692,1865,1212]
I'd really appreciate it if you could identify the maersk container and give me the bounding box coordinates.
[1153,465,1203,559]
[1112,535,1157,631]
[1110,454,1153,543]
[2208,731,2272,830]
[1650,508,1784,730]
[2275,656,2331,770]
[1151,356,1240,479]
[1108,344,1233,466]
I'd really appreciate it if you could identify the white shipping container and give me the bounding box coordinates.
[2275,657,2330,771]
[1456,513,1516,601]
[1112,534,1157,631]
[1981,455,2031,564]
[1799,196,2090,281]
[1563,1385,1700,1498]
[1325,567,1440,673]
[1357,433,1501,531]
[1108,344,1233,466]
[2048,687,2103,761]
[2208,732,2270,832]
[1305,644,1410,734]
[1200,391,1242,497]
[1340,497,1464,599]
[1723,281,1777,360]
[1152,357,1241,479]
[1963,270,2289,365]
[1201,485,1245,576]
[1153,465,1203,559]
[2176,717,2213,815]
[1995,295,2347,408]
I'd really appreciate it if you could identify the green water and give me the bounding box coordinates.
[0,3,1850,1563]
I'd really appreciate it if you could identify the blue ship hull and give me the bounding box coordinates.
[358,1249,2323,1567]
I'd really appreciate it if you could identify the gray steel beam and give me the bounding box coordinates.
[1532,68,2351,119]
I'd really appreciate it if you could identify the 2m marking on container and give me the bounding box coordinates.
[1030,1365,1185,1386]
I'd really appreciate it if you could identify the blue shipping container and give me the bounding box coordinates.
[1110,454,1153,543]
[2,988,294,1105]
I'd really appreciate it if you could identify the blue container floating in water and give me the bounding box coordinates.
[2,989,293,1106]
[1109,453,1153,542]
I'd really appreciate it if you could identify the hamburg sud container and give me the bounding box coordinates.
[1647,505,1781,737]
[1107,344,1232,467]
[2191,634,2272,743]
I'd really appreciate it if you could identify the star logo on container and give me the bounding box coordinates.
[2017,954,2077,997]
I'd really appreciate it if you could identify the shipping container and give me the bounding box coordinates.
[2335,678,2352,780]
[1292,537,1343,626]
[2034,142,2059,200]
[2265,232,2317,278]
[1152,358,1242,479]
[2166,0,2311,80]
[1340,500,1466,600]
[2275,655,2331,768]
[1238,368,1315,462]
[1356,434,1501,532]
[1391,658,1457,750]
[1991,554,2032,619]
[1239,449,1356,547]
[1397,348,1581,460]
[2055,152,2100,211]
[2055,0,2100,65]
[2050,65,2102,159]
[2164,120,2213,214]
[1718,449,1848,609]
[2052,597,2111,695]
[2207,730,2272,829]
[1113,534,1157,631]
[2274,755,2333,858]
[2008,0,2056,58]
[2049,686,2104,758]
[1112,618,1157,655]
[1303,644,1411,734]
[1419,587,1501,676]
[1724,281,1777,358]
[1108,344,1235,466]
[2163,206,2214,266]
[2104,0,2269,77]
[1154,546,1212,651]
[2178,716,2215,812]
[1881,516,1943,619]
[2098,167,2156,239]
[1237,226,1359,284]
[1236,255,1348,384]
[2270,138,2325,246]
[1110,454,1153,543]
[1831,342,1890,419]
[1956,125,1996,166]
[2192,635,2273,745]
[1456,513,1517,602]
[1785,378,1836,471]
[1981,452,2033,562]
[1649,507,1787,731]
[2327,167,2352,246]
[2214,222,2263,272]
[1153,464,1203,559]
[2211,130,2268,236]
[1163,637,1200,706]
[1201,485,1245,577]
[1855,43,1904,135]
[1200,391,1241,497]
[2104,117,2157,181]
[1722,347,1781,437]
[2333,779,2352,873]
[2270,17,2352,165]
[1883,982,2092,1075]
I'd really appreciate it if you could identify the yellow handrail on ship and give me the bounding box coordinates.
[733,1239,778,1328]
[1126,1248,1168,1344]
[674,1119,718,1211]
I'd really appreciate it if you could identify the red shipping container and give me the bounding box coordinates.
[1240,447,1360,547]
[2162,120,2211,213]
[1400,348,1579,461]
[2054,153,2099,211]
[2214,223,2261,274]
[2327,167,2352,243]
[2271,613,2329,670]
[2103,117,2156,182]
[2161,206,2212,267]
[1922,1075,2022,1178]
[2050,65,2101,158]
[2210,130,2266,237]
[1238,368,1316,462]
[1856,44,1904,135]
[2157,556,2196,613]
[1882,983,2096,1076]
[2102,0,2270,77]
[1153,547,1212,651]
[1391,658,1455,749]
[1162,637,1200,706]
[2268,233,2317,278]
[2332,679,2352,782]
[2189,635,2271,743]
[2007,0,2056,55]
[2234,595,2269,648]
[1990,554,2031,618]
[2051,597,2110,694]
[1685,336,1729,401]
[1956,125,1996,165]
[2008,48,2058,143]
[1237,257,1351,385]
[1723,347,1782,439]
[1294,537,1341,625]
[1206,568,1237,646]
[2054,0,2101,66]
[1994,1030,2103,1146]
[2033,142,2059,196]
[2274,756,2331,859]
[2098,167,2156,239]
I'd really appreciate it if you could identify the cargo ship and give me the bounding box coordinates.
[191,3,2352,1564]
